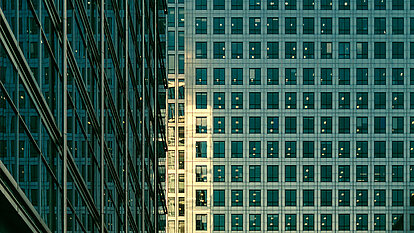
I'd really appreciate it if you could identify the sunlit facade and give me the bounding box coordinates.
[167,0,414,232]
[0,0,168,232]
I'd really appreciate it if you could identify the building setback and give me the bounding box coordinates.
[166,0,414,232]
[0,0,168,232]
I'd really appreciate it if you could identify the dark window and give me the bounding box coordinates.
[285,189,296,206]
[321,165,332,182]
[213,141,225,158]
[267,17,279,34]
[321,189,332,206]
[303,68,315,85]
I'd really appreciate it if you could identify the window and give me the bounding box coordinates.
[337,92,349,109]
[285,165,296,182]
[303,42,314,59]
[356,214,368,230]
[303,0,314,9]
[356,165,368,182]
[356,68,368,85]
[339,18,350,34]
[356,42,368,59]
[339,68,350,85]
[303,92,314,109]
[374,117,386,134]
[285,42,296,59]
[213,190,225,206]
[267,17,279,34]
[268,0,278,9]
[321,18,332,34]
[196,92,207,109]
[195,0,207,10]
[321,0,332,9]
[231,117,243,134]
[249,190,261,206]
[339,0,350,9]
[321,189,332,206]
[249,0,261,9]
[195,141,207,158]
[375,92,386,109]
[267,165,279,182]
[196,214,207,230]
[392,18,404,34]
[231,42,243,59]
[321,68,332,85]
[392,189,403,206]
[231,214,243,231]
[168,7,175,26]
[375,0,386,9]
[357,0,368,9]
[249,214,261,231]
[321,165,332,182]
[303,117,314,134]
[285,189,296,206]
[285,92,296,109]
[231,68,243,85]
[249,165,261,182]
[321,214,332,231]
[374,68,386,85]
[267,68,279,85]
[374,189,386,206]
[356,117,368,134]
[392,117,404,133]
[303,68,314,85]
[393,68,404,85]
[356,189,368,206]
[267,141,279,158]
[303,190,314,206]
[196,165,207,182]
[231,165,243,182]
[231,141,243,158]
[321,117,332,134]
[374,17,386,34]
[249,68,261,85]
[374,165,386,182]
[285,117,296,133]
[231,17,243,34]
[267,42,279,59]
[338,141,350,158]
[196,68,207,85]
[338,165,350,182]
[213,141,225,158]
[303,141,314,158]
[392,0,404,10]
[303,165,314,182]
[231,190,243,206]
[196,190,207,206]
[213,68,225,85]
[267,92,279,109]
[249,92,261,109]
[303,18,314,34]
[231,93,243,109]
[285,17,296,34]
[267,117,279,134]
[267,215,279,231]
[168,31,175,50]
[249,17,261,34]
[338,117,350,134]
[249,141,261,158]
[356,18,368,34]
[374,42,386,59]
[338,190,350,206]
[213,165,225,182]
[321,92,332,109]
[393,92,404,109]
[267,190,279,206]
[213,117,225,134]
[339,214,350,230]
[213,92,225,109]
[213,0,225,9]
[339,42,350,59]
[213,42,225,59]
[285,68,296,85]
[285,141,297,158]
[285,214,296,231]
[196,42,207,59]
[392,165,404,181]
[249,117,261,134]
[321,42,332,59]
[231,0,243,9]
[213,214,225,231]
[392,42,404,59]
[285,0,296,10]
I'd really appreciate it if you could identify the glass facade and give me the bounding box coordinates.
[166,0,414,232]
[0,0,167,232]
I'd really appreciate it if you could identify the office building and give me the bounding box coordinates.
[0,0,168,232]
[166,0,414,232]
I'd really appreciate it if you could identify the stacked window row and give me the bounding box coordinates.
[195,164,414,183]
[195,41,413,60]
[195,0,412,11]
[195,141,414,159]
[195,213,411,231]
[195,17,414,35]
[194,67,414,86]
[195,116,412,135]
